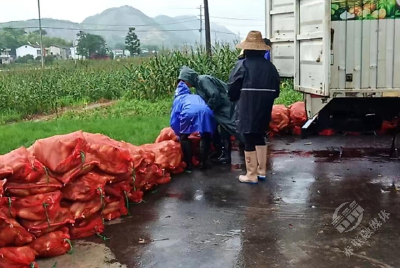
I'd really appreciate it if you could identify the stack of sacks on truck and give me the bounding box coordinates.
[0,130,184,267]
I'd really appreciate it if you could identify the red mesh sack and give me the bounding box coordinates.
[289,102,307,127]
[157,175,172,185]
[0,147,45,183]
[28,131,88,174]
[105,180,131,199]
[319,129,336,136]
[269,105,290,133]
[119,142,155,168]
[101,173,131,184]
[83,133,133,175]
[171,162,186,174]
[30,227,72,258]
[20,207,74,237]
[62,172,108,202]
[0,180,5,198]
[66,196,103,220]
[377,120,399,135]
[0,212,34,247]
[0,246,38,268]
[51,160,97,186]
[140,141,183,171]
[13,191,62,221]
[128,190,144,203]
[0,197,16,218]
[5,175,62,198]
[102,196,128,221]
[292,126,302,136]
[135,164,163,192]
[69,214,104,240]
[155,127,179,143]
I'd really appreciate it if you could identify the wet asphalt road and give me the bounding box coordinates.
[38,136,400,268]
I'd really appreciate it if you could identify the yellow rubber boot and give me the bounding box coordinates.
[239,151,258,184]
[256,146,268,180]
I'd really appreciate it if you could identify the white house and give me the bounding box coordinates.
[46,45,70,59]
[16,44,42,58]
[111,49,130,58]
[0,49,12,64]
[69,47,85,60]
[47,45,61,57]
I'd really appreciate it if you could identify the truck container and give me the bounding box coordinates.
[266,0,400,132]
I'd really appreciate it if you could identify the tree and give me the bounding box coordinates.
[15,54,34,64]
[0,28,26,54]
[125,27,140,56]
[32,29,47,36]
[76,31,108,58]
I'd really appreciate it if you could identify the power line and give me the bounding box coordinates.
[210,16,264,21]
[80,19,199,27]
[211,30,237,36]
[4,26,201,33]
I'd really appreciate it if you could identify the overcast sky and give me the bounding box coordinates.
[1,0,265,37]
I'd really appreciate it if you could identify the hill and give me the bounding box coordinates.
[0,6,238,49]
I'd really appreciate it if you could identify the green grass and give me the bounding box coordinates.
[60,99,172,120]
[0,116,169,155]
[276,79,303,106]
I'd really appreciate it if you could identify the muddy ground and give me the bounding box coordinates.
[38,135,400,268]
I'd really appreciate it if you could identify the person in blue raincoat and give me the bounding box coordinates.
[171,81,216,171]
[178,66,244,165]
[264,38,271,61]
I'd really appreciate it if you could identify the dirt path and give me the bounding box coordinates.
[30,100,118,122]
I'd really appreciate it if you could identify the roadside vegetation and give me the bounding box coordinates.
[0,45,301,125]
[0,45,302,152]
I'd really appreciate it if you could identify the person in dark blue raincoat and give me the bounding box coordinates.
[171,81,216,171]
[228,31,280,184]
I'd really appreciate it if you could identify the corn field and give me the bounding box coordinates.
[0,44,300,123]
[124,44,239,100]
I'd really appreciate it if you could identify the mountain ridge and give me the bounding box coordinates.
[0,6,237,48]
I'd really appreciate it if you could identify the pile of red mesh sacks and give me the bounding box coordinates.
[0,130,183,267]
[269,102,307,136]
[268,101,398,136]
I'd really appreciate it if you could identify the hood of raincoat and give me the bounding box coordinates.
[175,81,191,97]
[178,66,199,87]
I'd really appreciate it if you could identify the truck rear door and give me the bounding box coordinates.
[294,0,330,96]
[265,0,295,77]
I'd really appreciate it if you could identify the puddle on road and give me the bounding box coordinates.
[271,148,395,161]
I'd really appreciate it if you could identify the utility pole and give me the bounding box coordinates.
[204,0,211,56]
[37,0,44,69]
[199,5,203,47]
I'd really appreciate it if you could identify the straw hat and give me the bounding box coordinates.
[236,31,271,51]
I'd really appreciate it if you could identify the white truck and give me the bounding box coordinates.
[266,0,400,133]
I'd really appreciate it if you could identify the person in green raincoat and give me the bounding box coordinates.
[178,66,243,164]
